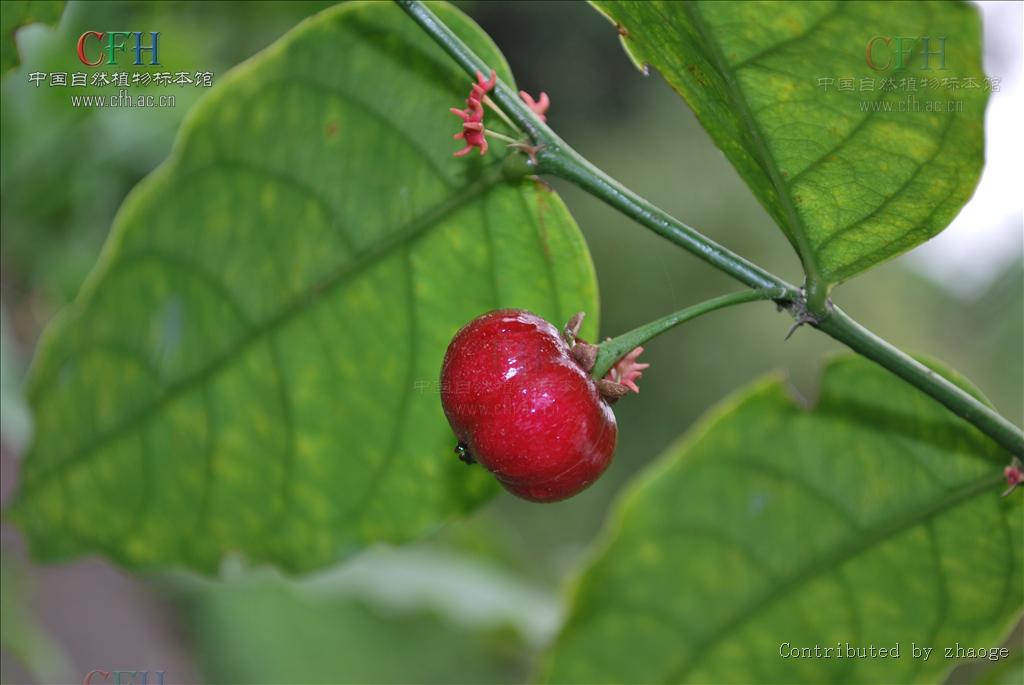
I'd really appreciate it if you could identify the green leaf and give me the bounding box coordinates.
[8,1,598,573]
[592,1,988,286]
[1,1,64,74]
[543,356,1021,684]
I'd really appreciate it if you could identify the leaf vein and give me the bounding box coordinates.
[18,171,505,499]
[662,471,1001,683]
[730,3,843,71]
[813,113,955,256]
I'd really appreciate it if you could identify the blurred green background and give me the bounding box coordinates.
[1,1,1020,683]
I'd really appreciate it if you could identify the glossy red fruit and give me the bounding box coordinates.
[440,309,617,502]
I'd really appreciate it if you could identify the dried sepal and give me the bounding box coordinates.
[597,379,631,402]
[571,342,599,372]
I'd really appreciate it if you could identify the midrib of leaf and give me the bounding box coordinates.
[664,470,1004,683]
[16,165,508,500]
[677,1,826,290]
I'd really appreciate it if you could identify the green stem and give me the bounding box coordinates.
[397,0,1024,458]
[593,289,786,380]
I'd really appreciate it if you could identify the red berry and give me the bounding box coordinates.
[440,309,617,502]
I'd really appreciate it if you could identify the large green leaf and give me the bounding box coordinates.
[543,356,1021,684]
[8,1,598,573]
[592,1,988,286]
[0,1,64,74]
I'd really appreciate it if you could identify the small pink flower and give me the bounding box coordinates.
[451,70,497,157]
[451,105,487,156]
[519,90,550,122]
[468,70,497,108]
[604,346,649,394]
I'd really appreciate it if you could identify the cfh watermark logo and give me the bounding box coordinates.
[76,31,160,66]
[866,36,948,71]
[83,670,165,685]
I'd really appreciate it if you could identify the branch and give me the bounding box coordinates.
[592,289,786,380]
